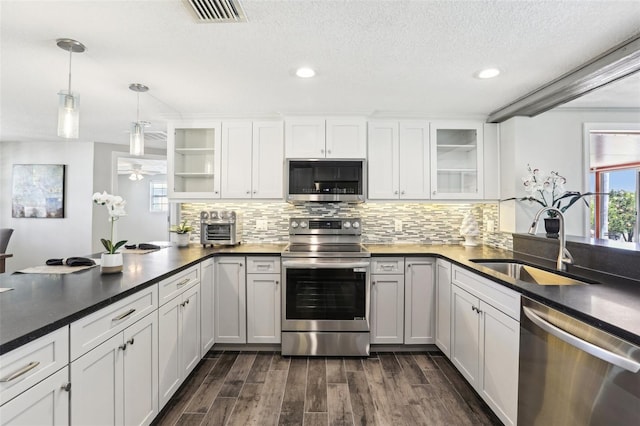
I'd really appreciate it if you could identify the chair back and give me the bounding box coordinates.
[0,228,14,253]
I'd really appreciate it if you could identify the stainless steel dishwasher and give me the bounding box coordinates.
[519,297,640,425]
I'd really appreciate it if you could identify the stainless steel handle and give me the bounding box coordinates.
[177,278,190,287]
[327,149,331,154]
[381,265,394,270]
[61,382,71,392]
[523,306,640,373]
[401,190,405,195]
[246,191,251,194]
[181,299,190,307]
[282,260,370,269]
[119,343,127,351]
[253,191,257,194]
[320,149,325,154]
[127,338,134,346]
[394,191,398,195]
[0,361,40,382]
[112,308,136,321]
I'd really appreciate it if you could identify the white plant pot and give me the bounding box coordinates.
[101,252,123,274]
[174,232,191,247]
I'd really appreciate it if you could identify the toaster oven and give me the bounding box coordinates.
[200,210,242,247]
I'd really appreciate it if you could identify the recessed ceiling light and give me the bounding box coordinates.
[475,68,501,79]
[296,67,316,78]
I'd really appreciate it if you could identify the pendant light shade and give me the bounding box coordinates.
[129,83,149,156]
[56,39,85,139]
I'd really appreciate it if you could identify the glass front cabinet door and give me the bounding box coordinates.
[167,120,222,199]
[430,122,484,199]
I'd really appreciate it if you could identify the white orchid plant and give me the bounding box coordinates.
[505,165,604,217]
[92,191,127,254]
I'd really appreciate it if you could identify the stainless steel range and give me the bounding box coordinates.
[281,217,371,356]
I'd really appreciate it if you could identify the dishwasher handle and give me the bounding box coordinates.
[523,306,640,373]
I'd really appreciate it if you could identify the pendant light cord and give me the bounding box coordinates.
[67,48,73,95]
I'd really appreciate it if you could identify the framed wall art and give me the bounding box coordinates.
[12,164,66,218]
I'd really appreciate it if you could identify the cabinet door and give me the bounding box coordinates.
[430,121,484,199]
[451,285,480,388]
[370,274,404,344]
[158,296,181,408]
[285,118,325,158]
[479,301,519,426]
[252,121,284,198]
[214,257,247,343]
[123,312,158,426]
[435,259,452,357]
[180,283,201,378]
[247,273,281,344]
[168,120,222,199]
[367,121,399,199]
[399,121,430,199]
[200,259,215,355]
[71,333,123,426]
[221,121,253,198]
[0,367,69,426]
[404,259,435,344]
[325,118,366,158]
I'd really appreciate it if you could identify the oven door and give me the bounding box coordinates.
[281,258,370,332]
[201,222,233,244]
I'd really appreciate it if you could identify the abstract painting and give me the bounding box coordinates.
[12,164,65,218]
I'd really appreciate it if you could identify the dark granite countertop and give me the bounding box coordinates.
[2,241,639,355]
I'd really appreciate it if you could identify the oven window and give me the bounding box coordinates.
[285,268,366,320]
[205,224,231,240]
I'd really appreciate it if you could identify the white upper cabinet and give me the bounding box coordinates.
[220,121,283,199]
[483,123,500,200]
[430,121,484,199]
[168,120,222,199]
[368,120,430,200]
[325,118,367,158]
[252,121,284,199]
[285,117,366,158]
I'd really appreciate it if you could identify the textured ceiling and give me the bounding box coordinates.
[1,0,639,147]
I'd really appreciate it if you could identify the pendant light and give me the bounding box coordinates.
[56,38,86,139]
[129,83,149,156]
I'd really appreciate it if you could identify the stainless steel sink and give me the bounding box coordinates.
[471,260,593,286]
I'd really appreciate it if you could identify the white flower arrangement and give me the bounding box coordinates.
[506,164,603,217]
[92,191,127,254]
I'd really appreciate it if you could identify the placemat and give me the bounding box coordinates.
[17,260,100,274]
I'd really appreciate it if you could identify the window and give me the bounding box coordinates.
[589,131,640,242]
[149,181,168,212]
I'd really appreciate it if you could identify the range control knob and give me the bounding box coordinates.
[210,211,218,219]
[352,221,360,229]
[291,221,299,229]
[300,221,308,228]
[343,221,351,229]
[200,211,209,220]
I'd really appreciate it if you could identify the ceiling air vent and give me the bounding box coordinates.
[183,0,247,23]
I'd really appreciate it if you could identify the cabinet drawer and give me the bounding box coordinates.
[452,266,520,320]
[70,285,157,361]
[247,257,281,274]
[159,265,200,306]
[371,258,405,274]
[0,327,68,406]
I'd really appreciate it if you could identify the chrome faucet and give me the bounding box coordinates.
[528,207,574,272]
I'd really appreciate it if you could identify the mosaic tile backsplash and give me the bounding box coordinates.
[180,201,513,251]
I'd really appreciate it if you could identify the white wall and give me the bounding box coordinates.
[500,109,640,236]
[0,141,95,273]
[117,174,169,244]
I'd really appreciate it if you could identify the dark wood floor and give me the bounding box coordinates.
[152,350,502,426]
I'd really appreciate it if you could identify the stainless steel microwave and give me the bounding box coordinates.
[285,159,366,203]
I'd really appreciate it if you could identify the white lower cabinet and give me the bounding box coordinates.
[435,259,452,356]
[71,311,158,426]
[450,267,520,426]
[404,258,435,344]
[200,259,215,354]
[214,257,247,344]
[0,367,69,426]
[158,282,200,408]
[247,273,281,344]
[370,274,404,344]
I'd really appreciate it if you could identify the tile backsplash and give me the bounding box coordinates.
[180,201,513,250]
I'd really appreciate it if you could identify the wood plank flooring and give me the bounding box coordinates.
[152,351,502,426]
